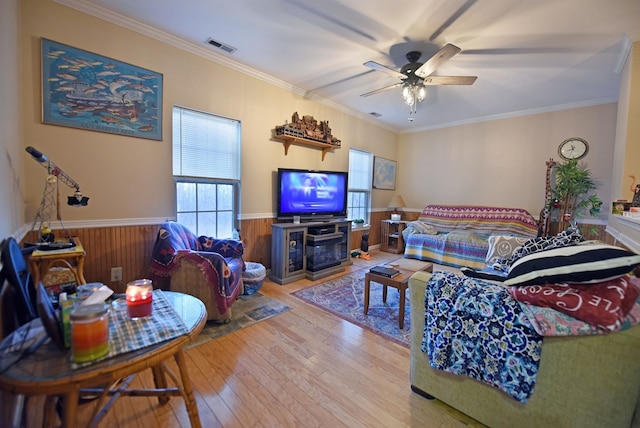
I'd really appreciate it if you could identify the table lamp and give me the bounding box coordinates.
[388,195,406,221]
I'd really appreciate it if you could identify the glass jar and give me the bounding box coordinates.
[126,279,153,319]
[70,303,109,363]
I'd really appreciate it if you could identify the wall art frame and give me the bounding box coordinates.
[41,38,163,141]
[373,156,397,190]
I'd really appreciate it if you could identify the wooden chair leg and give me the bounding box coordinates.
[152,364,170,404]
[174,350,202,428]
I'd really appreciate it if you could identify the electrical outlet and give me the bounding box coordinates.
[111,267,123,282]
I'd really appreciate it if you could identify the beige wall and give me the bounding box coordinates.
[19,0,397,226]
[397,103,617,219]
[0,0,23,239]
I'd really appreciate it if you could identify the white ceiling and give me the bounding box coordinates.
[61,0,640,133]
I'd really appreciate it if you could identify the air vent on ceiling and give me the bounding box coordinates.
[369,112,382,117]
[206,38,237,54]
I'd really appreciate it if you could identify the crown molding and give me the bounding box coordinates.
[401,97,618,134]
[54,0,398,134]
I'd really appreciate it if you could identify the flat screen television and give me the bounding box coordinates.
[277,168,348,221]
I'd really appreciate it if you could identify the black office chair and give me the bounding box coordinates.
[0,238,40,428]
[0,237,37,327]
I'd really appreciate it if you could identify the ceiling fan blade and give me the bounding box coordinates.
[363,61,406,80]
[360,82,402,97]
[422,75,477,85]
[415,43,461,78]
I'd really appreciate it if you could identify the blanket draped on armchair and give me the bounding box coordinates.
[148,222,245,316]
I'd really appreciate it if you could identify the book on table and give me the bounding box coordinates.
[369,265,400,277]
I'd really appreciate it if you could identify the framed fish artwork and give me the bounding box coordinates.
[41,38,163,141]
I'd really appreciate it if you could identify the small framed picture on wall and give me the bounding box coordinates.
[373,156,396,190]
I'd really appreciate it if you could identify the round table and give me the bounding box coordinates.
[0,291,206,427]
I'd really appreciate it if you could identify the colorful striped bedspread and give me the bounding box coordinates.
[404,205,538,269]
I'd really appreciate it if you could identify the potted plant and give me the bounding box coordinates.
[551,159,602,231]
[352,218,365,228]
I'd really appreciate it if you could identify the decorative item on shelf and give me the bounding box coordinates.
[388,194,406,220]
[273,112,341,160]
[26,146,89,243]
[274,112,341,146]
[612,200,632,214]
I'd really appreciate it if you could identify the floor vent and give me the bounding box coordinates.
[206,38,237,54]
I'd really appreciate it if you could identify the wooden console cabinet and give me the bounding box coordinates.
[380,220,408,254]
[270,220,352,284]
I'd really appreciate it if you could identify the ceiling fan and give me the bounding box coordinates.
[361,43,477,119]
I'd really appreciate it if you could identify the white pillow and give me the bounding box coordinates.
[485,235,530,264]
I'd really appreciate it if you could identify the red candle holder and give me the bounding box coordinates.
[126,279,153,319]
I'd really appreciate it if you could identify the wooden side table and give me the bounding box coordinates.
[380,220,408,254]
[28,237,86,287]
[364,260,433,329]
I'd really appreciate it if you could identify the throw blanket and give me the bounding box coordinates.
[148,222,245,314]
[510,275,640,332]
[422,271,542,402]
[148,222,202,276]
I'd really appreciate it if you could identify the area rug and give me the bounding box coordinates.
[292,270,411,347]
[187,292,291,349]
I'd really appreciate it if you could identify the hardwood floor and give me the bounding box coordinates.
[23,250,482,427]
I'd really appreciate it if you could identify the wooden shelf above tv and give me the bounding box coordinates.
[273,135,339,161]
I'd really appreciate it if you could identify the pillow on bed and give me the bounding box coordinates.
[485,235,530,264]
[503,244,640,286]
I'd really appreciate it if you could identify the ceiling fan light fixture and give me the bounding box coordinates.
[402,81,426,115]
[418,85,427,101]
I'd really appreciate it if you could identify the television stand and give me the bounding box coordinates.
[270,219,352,284]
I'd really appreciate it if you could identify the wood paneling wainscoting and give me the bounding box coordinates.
[23,224,163,294]
[19,214,610,292]
[19,216,392,291]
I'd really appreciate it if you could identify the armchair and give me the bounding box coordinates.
[148,222,245,322]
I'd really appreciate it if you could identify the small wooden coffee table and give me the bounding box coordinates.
[364,259,433,329]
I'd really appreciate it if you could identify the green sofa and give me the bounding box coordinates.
[409,270,640,428]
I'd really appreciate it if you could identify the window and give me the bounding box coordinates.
[172,106,241,238]
[348,149,372,223]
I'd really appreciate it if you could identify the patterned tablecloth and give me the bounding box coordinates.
[73,289,189,368]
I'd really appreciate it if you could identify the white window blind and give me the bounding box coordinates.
[172,106,240,179]
[348,149,372,222]
[348,149,372,190]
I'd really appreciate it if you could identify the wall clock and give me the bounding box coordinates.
[558,137,589,160]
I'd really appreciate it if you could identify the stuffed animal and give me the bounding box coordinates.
[359,233,372,260]
[360,232,369,253]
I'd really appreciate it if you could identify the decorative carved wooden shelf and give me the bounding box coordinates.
[273,134,339,161]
